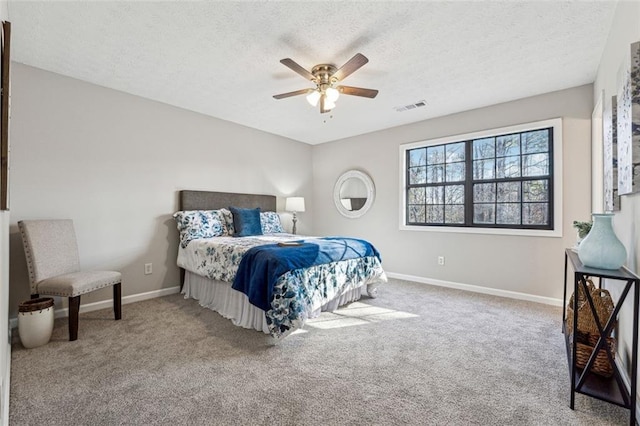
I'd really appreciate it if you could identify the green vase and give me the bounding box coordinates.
[578,213,627,270]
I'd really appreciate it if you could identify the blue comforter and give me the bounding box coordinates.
[232,237,381,311]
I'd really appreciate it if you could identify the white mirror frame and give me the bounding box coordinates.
[333,170,375,218]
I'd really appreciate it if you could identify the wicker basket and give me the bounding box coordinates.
[566,280,614,336]
[566,280,617,378]
[18,297,54,313]
[566,279,593,333]
[568,278,595,306]
[572,331,616,377]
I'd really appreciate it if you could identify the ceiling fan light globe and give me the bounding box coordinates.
[325,87,340,103]
[306,90,321,107]
[325,99,336,110]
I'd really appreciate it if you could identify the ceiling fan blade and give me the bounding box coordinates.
[337,85,379,98]
[320,94,331,114]
[273,89,311,99]
[332,53,368,81]
[280,58,315,81]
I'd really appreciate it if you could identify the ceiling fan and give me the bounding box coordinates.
[273,53,378,114]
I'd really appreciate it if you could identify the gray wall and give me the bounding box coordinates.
[592,0,640,396]
[8,66,595,312]
[8,63,313,315]
[312,85,593,301]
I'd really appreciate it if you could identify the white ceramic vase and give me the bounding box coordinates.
[578,213,627,270]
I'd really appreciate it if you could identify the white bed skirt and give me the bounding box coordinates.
[182,272,366,334]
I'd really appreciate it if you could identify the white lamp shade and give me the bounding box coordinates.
[285,197,305,212]
[306,90,321,107]
[325,87,340,103]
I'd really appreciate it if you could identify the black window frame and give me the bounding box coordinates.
[404,126,555,231]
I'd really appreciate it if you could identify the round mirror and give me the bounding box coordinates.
[333,170,375,218]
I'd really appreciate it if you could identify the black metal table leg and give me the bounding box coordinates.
[570,271,579,410]
[563,252,568,323]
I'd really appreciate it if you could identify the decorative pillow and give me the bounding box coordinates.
[209,209,229,235]
[218,208,235,236]
[260,211,284,234]
[229,206,263,237]
[173,210,224,248]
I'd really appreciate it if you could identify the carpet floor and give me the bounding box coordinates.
[9,279,630,425]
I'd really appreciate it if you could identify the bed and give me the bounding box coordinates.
[175,190,387,338]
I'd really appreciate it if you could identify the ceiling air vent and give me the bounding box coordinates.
[395,100,427,112]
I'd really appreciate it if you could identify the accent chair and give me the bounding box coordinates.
[18,219,122,341]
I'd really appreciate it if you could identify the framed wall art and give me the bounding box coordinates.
[604,95,621,211]
[617,41,640,196]
[592,90,604,212]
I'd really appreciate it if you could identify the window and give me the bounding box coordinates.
[401,119,562,236]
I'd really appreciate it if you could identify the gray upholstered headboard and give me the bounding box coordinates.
[177,190,277,288]
[179,190,276,212]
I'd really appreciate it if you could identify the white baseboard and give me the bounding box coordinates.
[9,286,181,329]
[386,272,563,307]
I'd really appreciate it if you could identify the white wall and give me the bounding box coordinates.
[594,0,640,271]
[592,0,640,402]
[8,64,313,316]
[0,212,8,426]
[312,85,593,301]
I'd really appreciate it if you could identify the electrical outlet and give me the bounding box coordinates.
[144,263,152,275]
[437,256,445,266]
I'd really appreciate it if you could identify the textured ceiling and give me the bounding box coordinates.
[8,1,617,145]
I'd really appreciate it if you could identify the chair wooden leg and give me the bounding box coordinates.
[113,283,122,320]
[68,296,81,341]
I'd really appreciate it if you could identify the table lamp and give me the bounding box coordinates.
[285,197,305,234]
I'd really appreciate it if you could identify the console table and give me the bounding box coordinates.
[563,249,640,425]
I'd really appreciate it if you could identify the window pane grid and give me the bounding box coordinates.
[405,127,553,229]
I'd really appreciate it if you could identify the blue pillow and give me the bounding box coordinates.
[229,207,263,237]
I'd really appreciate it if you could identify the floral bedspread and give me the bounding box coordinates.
[177,234,387,338]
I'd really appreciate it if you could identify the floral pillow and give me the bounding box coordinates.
[173,210,225,248]
[218,208,235,236]
[261,211,284,234]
